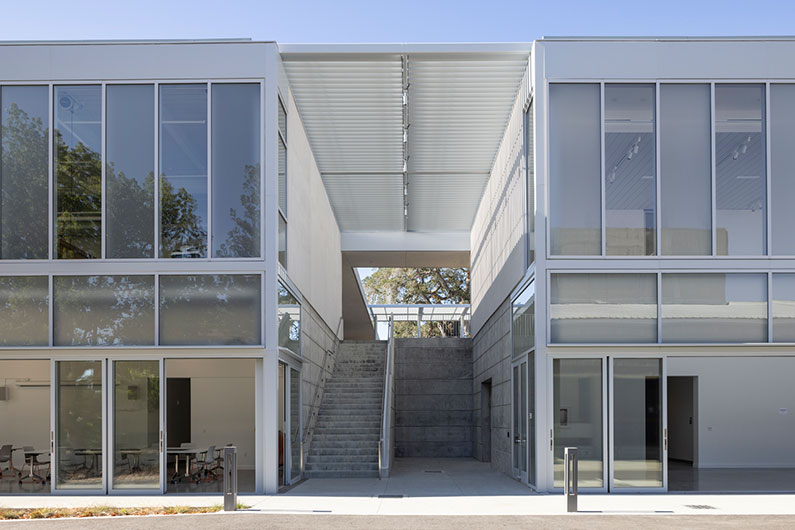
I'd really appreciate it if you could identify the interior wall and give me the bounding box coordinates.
[668,356,795,468]
[278,59,343,340]
[0,360,50,469]
[166,359,256,469]
[470,68,530,337]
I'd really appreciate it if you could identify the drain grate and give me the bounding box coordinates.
[424,469,443,473]
[685,505,716,510]
[378,494,404,498]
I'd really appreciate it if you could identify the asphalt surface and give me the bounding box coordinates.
[2,513,795,529]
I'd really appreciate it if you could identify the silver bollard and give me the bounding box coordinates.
[563,447,578,513]
[223,446,238,511]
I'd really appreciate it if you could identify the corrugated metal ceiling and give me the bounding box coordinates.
[282,47,529,233]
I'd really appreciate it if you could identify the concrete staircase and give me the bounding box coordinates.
[305,340,386,478]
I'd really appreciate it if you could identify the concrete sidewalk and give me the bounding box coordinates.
[2,458,795,516]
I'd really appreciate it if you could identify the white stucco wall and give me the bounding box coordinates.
[470,67,530,336]
[277,61,343,338]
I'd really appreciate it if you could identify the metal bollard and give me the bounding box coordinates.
[223,446,238,511]
[563,447,578,513]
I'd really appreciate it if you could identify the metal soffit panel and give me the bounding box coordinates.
[282,47,529,233]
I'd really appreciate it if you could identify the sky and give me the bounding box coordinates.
[4,0,795,43]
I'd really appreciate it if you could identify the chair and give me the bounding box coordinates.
[193,445,218,483]
[19,446,49,485]
[0,445,15,479]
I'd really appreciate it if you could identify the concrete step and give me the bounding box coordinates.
[311,433,380,441]
[305,462,378,471]
[309,446,378,455]
[304,469,379,479]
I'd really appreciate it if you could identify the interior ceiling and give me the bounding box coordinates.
[281,47,529,234]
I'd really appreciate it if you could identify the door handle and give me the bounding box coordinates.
[549,429,553,451]
[50,431,54,454]
[159,430,164,453]
[664,427,668,451]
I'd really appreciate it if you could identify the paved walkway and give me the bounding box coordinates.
[2,458,795,516]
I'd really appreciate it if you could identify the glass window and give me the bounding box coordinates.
[278,136,287,216]
[0,276,49,346]
[549,84,601,255]
[1,86,49,259]
[550,273,657,343]
[553,358,603,488]
[715,84,766,256]
[159,84,207,259]
[525,104,535,264]
[662,273,767,343]
[512,281,535,358]
[278,214,287,267]
[53,275,155,346]
[772,273,795,342]
[604,84,656,256]
[55,85,102,259]
[660,84,712,255]
[159,274,261,345]
[278,281,301,355]
[770,85,795,255]
[212,84,261,258]
[106,85,155,258]
[278,98,287,142]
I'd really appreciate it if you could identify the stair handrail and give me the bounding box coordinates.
[379,315,396,479]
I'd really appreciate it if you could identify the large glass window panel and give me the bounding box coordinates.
[106,85,155,258]
[612,358,663,488]
[278,98,287,142]
[770,85,795,255]
[715,84,766,256]
[278,136,286,216]
[549,84,601,255]
[278,281,301,355]
[528,352,536,487]
[159,274,261,345]
[278,214,287,267]
[289,367,301,482]
[1,86,49,259]
[604,84,656,256]
[512,281,535,358]
[550,274,657,343]
[662,273,767,343]
[772,273,795,342]
[53,275,155,346]
[526,104,535,264]
[660,84,712,255]
[55,85,102,259]
[553,358,603,488]
[159,84,207,259]
[0,276,48,346]
[113,361,160,490]
[212,84,261,258]
[56,360,103,490]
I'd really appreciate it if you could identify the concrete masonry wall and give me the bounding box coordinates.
[394,338,474,458]
[472,298,513,475]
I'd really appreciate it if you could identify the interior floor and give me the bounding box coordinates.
[668,459,795,492]
[166,469,256,494]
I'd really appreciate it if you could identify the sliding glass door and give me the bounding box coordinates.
[512,360,528,483]
[109,360,163,493]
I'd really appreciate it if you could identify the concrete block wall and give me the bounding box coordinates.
[394,338,474,458]
[472,298,512,475]
[299,299,339,454]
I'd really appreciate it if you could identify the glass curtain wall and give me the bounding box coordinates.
[106,85,155,258]
[54,86,102,259]
[0,276,48,346]
[0,86,49,259]
[278,98,287,267]
[211,83,260,258]
[278,281,301,355]
[604,84,656,256]
[770,85,795,255]
[290,367,301,482]
[56,360,103,490]
[159,84,207,259]
[770,273,795,342]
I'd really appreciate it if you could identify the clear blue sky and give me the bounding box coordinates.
[5,0,795,42]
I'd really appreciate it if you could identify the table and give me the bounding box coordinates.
[74,449,102,477]
[167,448,198,483]
[119,449,143,473]
[19,450,47,484]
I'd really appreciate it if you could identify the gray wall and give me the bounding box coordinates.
[299,299,339,454]
[394,338,473,458]
[472,298,512,475]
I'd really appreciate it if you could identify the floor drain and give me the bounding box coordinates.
[685,505,716,510]
[378,494,404,498]
[424,470,443,473]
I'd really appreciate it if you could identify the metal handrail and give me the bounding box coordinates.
[378,315,395,479]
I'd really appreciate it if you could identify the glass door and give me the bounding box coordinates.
[109,360,163,493]
[288,366,302,484]
[512,361,528,482]
[609,357,666,491]
[53,360,105,493]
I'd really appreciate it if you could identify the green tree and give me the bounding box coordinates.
[362,268,470,338]
[216,162,261,258]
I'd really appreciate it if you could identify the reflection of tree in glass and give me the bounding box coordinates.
[160,177,207,258]
[106,168,155,258]
[0,276,48,346]
[277,282,300,353]
[216,163,260,258]
[159,274,260,345]
[1,104,48,259]
[55,276,154,346]
[55,129,102,259]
